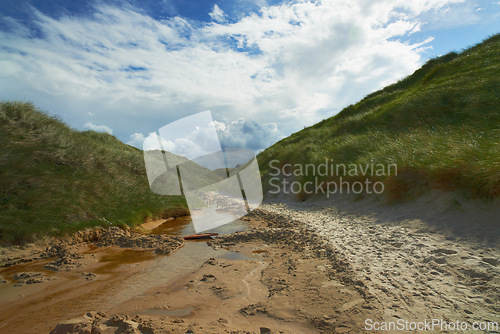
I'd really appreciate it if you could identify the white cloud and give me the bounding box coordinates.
[0,0,483,150]
[415,0,487,29]
[83,122,113,134]
[128,117,282,157]
[209,4,226,22]
[129,125,222,160]
[127,132,146,147]
[214,119,283,152]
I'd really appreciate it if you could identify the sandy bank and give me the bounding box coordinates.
[260,193,499,327]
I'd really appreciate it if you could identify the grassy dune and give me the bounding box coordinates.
[258,34,500,201]
[0,101,188,244]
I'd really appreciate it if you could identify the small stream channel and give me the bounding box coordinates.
[0,216,251,326]
[93,216,251,308]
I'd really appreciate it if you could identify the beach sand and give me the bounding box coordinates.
[0,193,498,333]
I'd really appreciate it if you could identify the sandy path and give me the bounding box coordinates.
[260,201,499,327]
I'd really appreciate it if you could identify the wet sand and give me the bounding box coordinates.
[0,213,381,333]
[1,195,497,333]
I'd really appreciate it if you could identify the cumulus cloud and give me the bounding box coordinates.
[0,0,487,150]
[83,122,113,134]
[209,4,226,22]
[127,132,146,147]
[128,126,222,161]
[128,117,282,155]
[214,119,283,151]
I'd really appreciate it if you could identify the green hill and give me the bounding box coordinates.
[258,34,500,201]
[0,101,188,244]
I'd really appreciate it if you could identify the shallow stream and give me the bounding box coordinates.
[0,217,249,332]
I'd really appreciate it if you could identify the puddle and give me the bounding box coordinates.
[151,216,193,236]
[141,307,193,317]
[92,216,250,278]
[95,249,156,274]
[152,215,248,238]
[75,217,251,308]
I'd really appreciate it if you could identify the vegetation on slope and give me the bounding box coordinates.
[0,101,188,244]
[258,34,500,201]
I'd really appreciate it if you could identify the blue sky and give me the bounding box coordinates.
[0,0,499,155]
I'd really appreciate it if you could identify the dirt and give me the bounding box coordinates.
[1,194,497,333]
[94,226,184,255]
[99,212,382,333]
[0,214,383,333]
[0,225,183,270]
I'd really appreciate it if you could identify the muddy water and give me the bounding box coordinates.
[150,215,193,236]
[94,249,156,274]
[0,257,56,282]
[0,217,248,332]
[151,215,247,237]
[91,218,249,308]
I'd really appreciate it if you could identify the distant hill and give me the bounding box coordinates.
[0,101,188,244]
[258,34,500,201]
[144,149,224,196]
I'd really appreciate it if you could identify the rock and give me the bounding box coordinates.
[81,272,96,281]
[43,264,61,272]
[85,311,98,318]
[95,227,183,255]
[14,272,42,280]
[42,244,83,271]
[123,319,140,330]
[49,316,91,334]
[13,271,54,286]
[260,327,272,334]
[51,312,167,333]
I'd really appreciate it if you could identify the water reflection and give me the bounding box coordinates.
[151,216,193,236]
[151,215,248,238]
[95,249,156,274]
